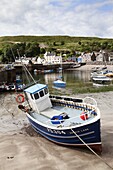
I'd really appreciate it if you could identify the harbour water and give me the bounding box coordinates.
[32,69,113,94]
[33,70,90,84]
[1,68,113,93]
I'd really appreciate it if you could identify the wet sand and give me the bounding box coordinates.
[76,64,113,71]
[0,91,113,170]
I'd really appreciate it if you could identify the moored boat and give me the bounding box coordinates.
[92,75,112,82]
[53,56,66,88]
[91,68,113,78]
[53,79,66,88]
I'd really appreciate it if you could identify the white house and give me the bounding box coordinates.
[96,50,108,62]
[78,53,92,63]
[15,57,30,65]
[44,52,62,64]
[33,57,44,64]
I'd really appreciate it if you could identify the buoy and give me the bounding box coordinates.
[16,94,25,103]
[80,112,88,120]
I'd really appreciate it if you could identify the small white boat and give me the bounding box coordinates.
[53,79,66,88]
[92,75,112,82]
[93,82,109,87]
[34,69,38,74]
[91,66,113,78]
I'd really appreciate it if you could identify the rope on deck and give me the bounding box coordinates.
[71,128,113,170]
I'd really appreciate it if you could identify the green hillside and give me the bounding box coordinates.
[0,35,113,63]
[0,35,102,43]
[0,35,113,50]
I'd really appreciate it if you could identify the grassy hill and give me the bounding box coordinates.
[0,35,102,43]
[0,35,113,53]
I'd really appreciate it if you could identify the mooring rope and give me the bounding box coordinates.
[71,128,113,170]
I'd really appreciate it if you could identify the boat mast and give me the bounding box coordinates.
[103,50,107,66]
[17,49,37,84]
[60,53,63,79]
[17,49,40,113]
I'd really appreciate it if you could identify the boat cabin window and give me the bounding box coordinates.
[44,88,48,95]
[30,88,47,100]
[34,93,39,100]
[30,93,33,99]
[39,90,44,97]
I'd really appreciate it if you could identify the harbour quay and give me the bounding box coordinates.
[14,62,80,73]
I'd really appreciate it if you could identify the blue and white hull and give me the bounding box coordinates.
[27,115,100,144]
[26,112,101,152]
[53,80,66,88]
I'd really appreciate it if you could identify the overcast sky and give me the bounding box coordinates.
[0,0,113,38]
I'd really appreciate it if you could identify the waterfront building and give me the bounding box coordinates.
[44,52,62,64]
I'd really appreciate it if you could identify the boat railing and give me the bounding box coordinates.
[83,97,97,107]
[51,97,96,112]
[49,95,83,103]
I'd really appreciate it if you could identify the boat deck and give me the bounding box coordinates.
[30,105,95,128]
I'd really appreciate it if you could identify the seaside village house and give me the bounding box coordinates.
[15,56,32,65]
[96,50,109,63]
[33,56,43,64]
[34,52,62,64]
[77,52,92,63]
[15,52,62,65]
[42,52,62,64]
[109,53,113,62]
[15,50,109,65]
[77,50,109,64]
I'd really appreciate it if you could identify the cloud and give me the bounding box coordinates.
[0,0,113,38]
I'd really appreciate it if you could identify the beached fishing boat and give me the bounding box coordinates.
[15,57,102,153]
[17,83,102,153]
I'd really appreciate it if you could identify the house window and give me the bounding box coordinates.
[39,90,44,97]
[34,93,39,100]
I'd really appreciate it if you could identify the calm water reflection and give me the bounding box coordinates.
[32,70,92,88]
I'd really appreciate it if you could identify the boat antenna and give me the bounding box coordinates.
[17,49,37,84]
